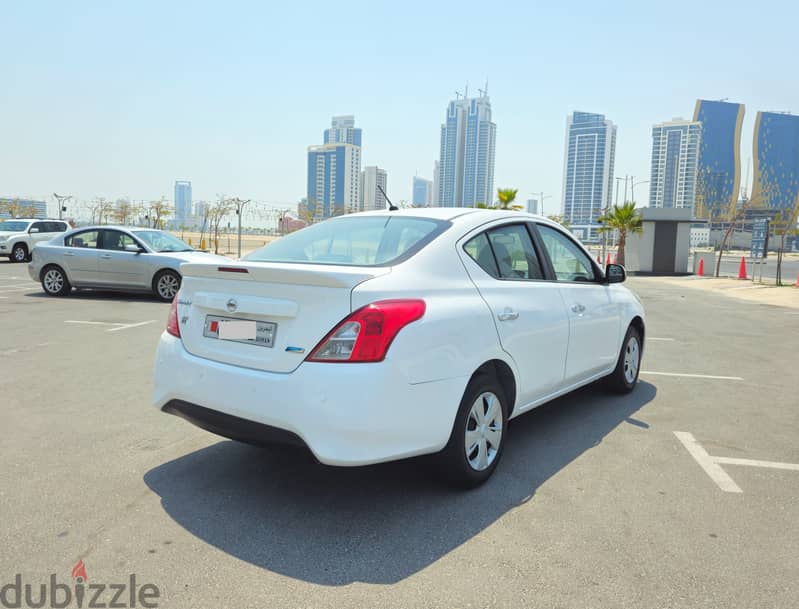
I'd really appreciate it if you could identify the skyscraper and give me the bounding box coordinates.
[693,99,745,218]
[561,111,617,241]
[432,160,440,206]
[438,92,496,207]
[361,166,388,211]
[308,115,363,218]
[174,181,192,225]
[324,115,362,147]
[752,111,799,212]
[648,119,701,209]
[412,176,433,206]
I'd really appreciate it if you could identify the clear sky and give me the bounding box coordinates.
[2,0,797,214]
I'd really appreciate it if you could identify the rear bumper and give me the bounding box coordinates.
[152,333,468,466]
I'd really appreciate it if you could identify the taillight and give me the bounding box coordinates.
[307,299,425,363]
[166,294,181,338]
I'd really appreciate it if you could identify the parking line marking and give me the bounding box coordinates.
[714,456,799,471]
[674,432,743,493]
[641,371,744,381]
[648,337,674,341]
[65,320,125,327]
[106,320,157,332]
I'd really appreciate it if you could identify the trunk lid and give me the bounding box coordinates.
[176,261,390,373]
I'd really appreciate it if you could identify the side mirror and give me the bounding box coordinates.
[29,227,40,234]
[124,244,144,253]
[605,263,626,284]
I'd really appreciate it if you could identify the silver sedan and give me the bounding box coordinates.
[28,226,229,301]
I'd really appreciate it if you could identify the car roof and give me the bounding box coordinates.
[349,207,561,231]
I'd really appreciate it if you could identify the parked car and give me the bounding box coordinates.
[0,219,70,262]
[28,226,228,301]
[152,209,645,486]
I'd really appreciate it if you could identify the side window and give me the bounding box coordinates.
[537,225,596,282]
[50,222,68,233]
[463,233,499,277]
[65,230,100,248]
[486,224,544,280]
[31,222,46,233]
[99,230,137,251]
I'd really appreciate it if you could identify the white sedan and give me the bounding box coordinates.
[152,208,645,486]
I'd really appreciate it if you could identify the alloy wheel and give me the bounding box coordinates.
[43,269,64,294]
[157,273,180,300]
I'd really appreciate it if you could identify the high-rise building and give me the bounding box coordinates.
[438,92,496,207]
[648,119,701,209]
[324,115,362,147]
[308,116,363,218]
[0,198,47,218]
[525,198,539,214]
[361,166,388,211]
[561,111,617,241]
[432,160,440,206]
[412,176,433,206]
[693,99,745,218]
[752,111,799,212]
[174,181,192,224]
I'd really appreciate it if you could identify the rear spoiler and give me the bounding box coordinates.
[179,262,390,289]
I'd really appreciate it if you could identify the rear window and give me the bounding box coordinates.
[243,216,448,266]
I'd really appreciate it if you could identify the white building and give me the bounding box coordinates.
[438,92,496,207]
[308,143,361,217]
[690,226,710,248]
[648,119,701,209]
[432,160,440,206]
[412,176,433,206]
[360,166,388,211]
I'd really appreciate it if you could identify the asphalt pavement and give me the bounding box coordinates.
[1,259,797,609]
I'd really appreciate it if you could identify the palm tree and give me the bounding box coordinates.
[496,188,520,210]
[597,202,643,266]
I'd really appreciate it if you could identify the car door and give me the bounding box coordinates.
[62,230,101,283]
[459,222,571,409]
[533,223,621,383]
[96,229,149,287]
[29,221,52,246]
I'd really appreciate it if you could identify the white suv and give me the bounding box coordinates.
[0,219,70,262]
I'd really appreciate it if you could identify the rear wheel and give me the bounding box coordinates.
[11,244,28,263]
[437,373,507,488]
[605,325,642,394]
[153,270,181,302]
[41,265,71,296]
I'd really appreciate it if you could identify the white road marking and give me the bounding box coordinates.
[647,337,674,341]
[0,285,38,292]
[675,431,799,493]
[674,432,743,493]
[64,320,157,333]
[106,320,157,332]
[641,371,744,381]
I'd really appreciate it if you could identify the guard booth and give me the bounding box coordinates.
[623,207,694,275]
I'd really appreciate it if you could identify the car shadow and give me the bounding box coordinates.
[25,290,165,303]
[144,380,656,585]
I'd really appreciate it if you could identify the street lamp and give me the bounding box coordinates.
[631,180,649,204]
[53,193,72,221]
[230,197,251,258]
[529,191,552,216]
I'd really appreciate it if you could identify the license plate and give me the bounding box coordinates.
[203,315,277,348]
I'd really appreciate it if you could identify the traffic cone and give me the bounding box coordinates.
[606,252,612,266]
[737,256,747,280]
[697,258,704,276]
[794,272,799,288]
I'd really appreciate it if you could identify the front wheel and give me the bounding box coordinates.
[437,373,508,488]
[605,325,642,394]
[11,244,28,263]
[41,265,71,296]
[153,270,181,302]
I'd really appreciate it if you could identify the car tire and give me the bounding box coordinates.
[153,269,181,302]
[11,244,28,263]
[437,373,508,488]
[41,265,71,297]
[605,325,642,394]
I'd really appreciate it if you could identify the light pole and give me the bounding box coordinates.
[529,192,552,216]
[53,193,72,221]
[231,197,251,258]
[631,180,649,204]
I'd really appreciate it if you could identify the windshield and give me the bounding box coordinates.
[243,216,447,266]
[0,221,31,232]
[133,230,193,252]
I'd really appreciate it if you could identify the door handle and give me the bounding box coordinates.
[100,254,112,259]
[64,252,75,257]
[571,303,586,314]
[498,308,519,322]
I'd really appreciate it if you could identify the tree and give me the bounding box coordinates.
[111,198,134,225]
[597,202,643,267]
[496,188,521,210]
[0,198,38,218]
[771,198,799,286]
[547,215,571,229]
[148,198,172,229]
[208,197,233,254]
